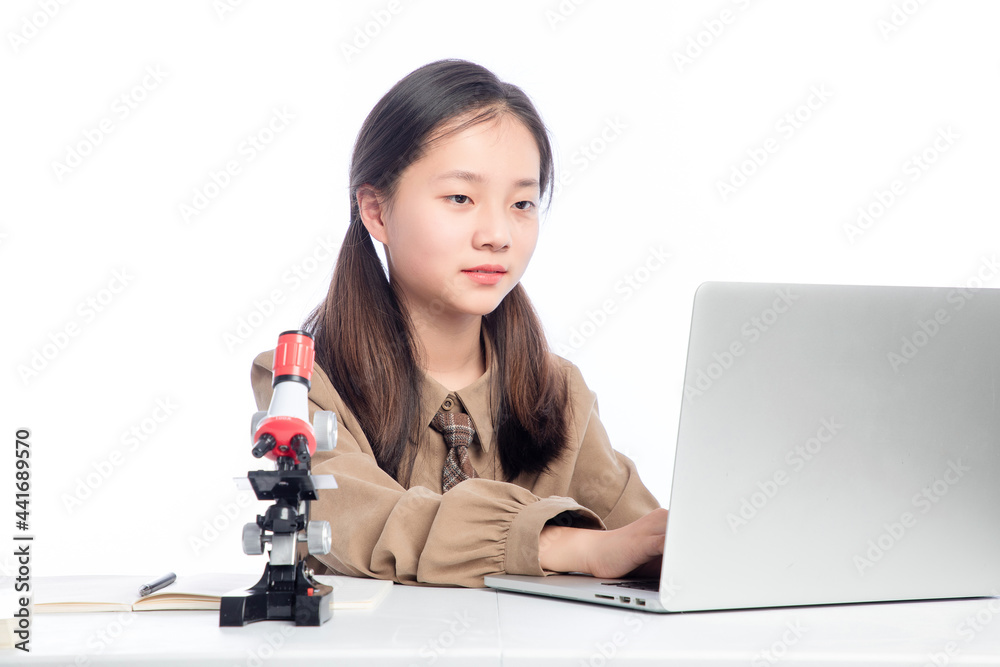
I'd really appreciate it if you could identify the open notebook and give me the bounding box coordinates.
[26,573,393,613]
[1,617,14,649]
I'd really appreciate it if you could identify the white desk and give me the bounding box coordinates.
[5,579,1000,665]
[496,591,1000,666]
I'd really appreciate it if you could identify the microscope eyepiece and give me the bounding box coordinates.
[272,330,314,388]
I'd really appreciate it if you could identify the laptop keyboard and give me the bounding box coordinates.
[600,579,659,592]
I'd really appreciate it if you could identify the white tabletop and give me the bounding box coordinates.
[495,590,1000,666]
[6,583,500,666]
[6,578,1000,665]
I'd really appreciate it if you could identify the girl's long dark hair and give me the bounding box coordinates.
[304,59,569,485]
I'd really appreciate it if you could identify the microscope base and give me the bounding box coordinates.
[219,561,333,626]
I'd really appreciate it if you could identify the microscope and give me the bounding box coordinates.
[220,330,338,627]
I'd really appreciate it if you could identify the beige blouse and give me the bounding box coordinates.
[250,331,660,588]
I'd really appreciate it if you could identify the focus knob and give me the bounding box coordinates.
[313,411,337,451]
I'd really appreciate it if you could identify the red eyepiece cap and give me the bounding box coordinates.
[273,330,314,387]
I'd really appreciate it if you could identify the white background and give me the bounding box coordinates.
[1,0,998,578]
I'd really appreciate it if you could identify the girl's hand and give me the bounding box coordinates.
[538,508,668,578]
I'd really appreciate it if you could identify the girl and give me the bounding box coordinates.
[251,59,667,587]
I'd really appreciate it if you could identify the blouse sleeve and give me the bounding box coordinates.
[557,360,662,530]
[250,350,605,588]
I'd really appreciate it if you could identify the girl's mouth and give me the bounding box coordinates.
[462,266,506,285]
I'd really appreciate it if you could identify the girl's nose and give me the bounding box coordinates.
[473,206,512,250]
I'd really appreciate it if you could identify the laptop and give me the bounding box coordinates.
[486,281,1000,612]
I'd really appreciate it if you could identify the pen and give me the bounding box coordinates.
[138,572,176,597]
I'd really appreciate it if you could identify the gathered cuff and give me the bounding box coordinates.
[503,496,604,576]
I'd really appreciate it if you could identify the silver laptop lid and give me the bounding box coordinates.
[662,282,1000,612]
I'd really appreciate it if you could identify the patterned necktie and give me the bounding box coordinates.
[431,410,480,492]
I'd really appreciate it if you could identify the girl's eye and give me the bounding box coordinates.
[513,200,536,211]
[447,194,470,204]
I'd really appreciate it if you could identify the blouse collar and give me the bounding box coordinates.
[418,323,497,453]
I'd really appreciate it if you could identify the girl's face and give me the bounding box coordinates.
[362,114,541,324]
